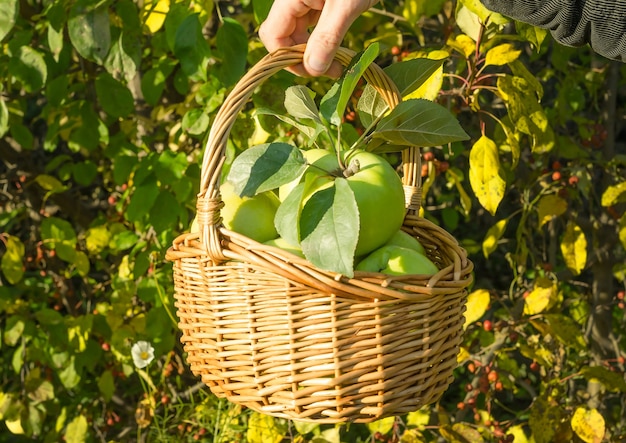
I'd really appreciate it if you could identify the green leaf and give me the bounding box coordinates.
[580,366,626,393]
[1,236,24,284]
[149,190,182,233]
[41,217,77,250]
[0,0,18,42]
[97,371,115,402]
[300,178,359,277]
[320,43,379,126]
[482,219,507,258]
[373,99,469,147]
[469,135,506,216]
[256,107,324,145]
[367,417,395,436]
[601,181,626,207]
[95,72,134,118]
[68,4,111,64]
[252,0,272,24]
[284,85,321,122]
[104,31,141,84]
[8,46,47,92]
[275,183,305,247]
[356,83,388,129]
[216,17,248,86]
[528,393,564,443]
[72,161,98,186]
[174,13,211,80]
[542,314,587,352]
[126,176,160,222]
[226,143,307,197]
[141,59,175,106]
[560,221,587,275]
[182,108,210,135]
[65,414,88,443]
[4,316,25,346]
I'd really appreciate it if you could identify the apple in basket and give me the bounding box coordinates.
[216,43,468,277]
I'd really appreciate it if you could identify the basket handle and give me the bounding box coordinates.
[194,44,422,255]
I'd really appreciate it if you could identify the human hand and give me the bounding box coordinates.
[259,0,377,77]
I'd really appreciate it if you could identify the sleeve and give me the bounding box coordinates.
[480,0,626,62]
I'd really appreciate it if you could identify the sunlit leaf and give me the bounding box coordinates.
[68,4,111,64]
[485,43,522,67]
[367,416,395,435]
[619,214,626,250]
[482,219,507,257]
[469,135,506,215]
[447,34,475,58]
[542,314,587,351]
[600,181,626,206]
[560,221,587,275]
[463,289,491,328]
[246,412,286,443]
[0,0,18,42]
[524,276,556,315]
[8,46,47,92]
[571,407,605,443]
[64,414,88,443]
[143,0,169,33]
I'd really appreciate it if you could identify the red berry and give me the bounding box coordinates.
[423,151,435,162]
[568,175,579,186]
[467,362,476,373]
[617,291,625,300]
[483,320,493,332]
[107,195,116,205]
[106,417,115,426]
[551,160,562,170]
[457,401,466,410]
[488,371,499,382]
[530,361,540,372]
[618,302,625,309]
[101,342,111,352]
[391,46,401,56]
[161,395,170,404]
[551,171,562,181]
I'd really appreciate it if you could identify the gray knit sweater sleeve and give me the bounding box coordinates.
[480,0,626,62]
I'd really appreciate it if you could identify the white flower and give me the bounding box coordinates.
[131,341,155,369]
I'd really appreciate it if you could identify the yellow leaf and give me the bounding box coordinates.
[456,346,470,364]
[485,43,522,66]
[571,407,605,443]
[65,415,88,443]
[247,412,286,443]
[507,425,530,443]
[482,219,507,257]
[368,416,395,435]
[469,136,506,215]
[463,289,491,328]
[143,0,170,34]
[447,34,475,58]
[601,181,626,206]
[524,276,556,315]
[406,408,430,429]
[560,221,587,275]
[249,114,270,146]
[458,0,509,24]
[536,194,568,227]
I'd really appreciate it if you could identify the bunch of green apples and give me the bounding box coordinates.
[212,147,438,277]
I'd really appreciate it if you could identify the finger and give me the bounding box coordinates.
[303,0,375,76]
[259,0,321,53]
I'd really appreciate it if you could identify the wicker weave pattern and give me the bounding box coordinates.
[166,45,474,423]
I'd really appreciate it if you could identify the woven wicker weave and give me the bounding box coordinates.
[165,45,474,423]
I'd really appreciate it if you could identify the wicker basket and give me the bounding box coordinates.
[165,45,474,423]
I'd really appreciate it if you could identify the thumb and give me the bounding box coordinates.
[303,1,370,76]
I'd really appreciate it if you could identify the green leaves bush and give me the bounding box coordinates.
[1,0,625,442]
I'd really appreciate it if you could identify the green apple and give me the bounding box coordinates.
[385,229,426,255]
[281,149,406,257]
[220,181,281,243]
[263,237,305,258]
[355,245,438,276]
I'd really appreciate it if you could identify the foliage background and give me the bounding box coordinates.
[1,0,625,442]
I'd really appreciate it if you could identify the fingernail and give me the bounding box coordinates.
[307,55,331,75]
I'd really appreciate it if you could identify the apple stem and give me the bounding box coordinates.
[342,159,361,178]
